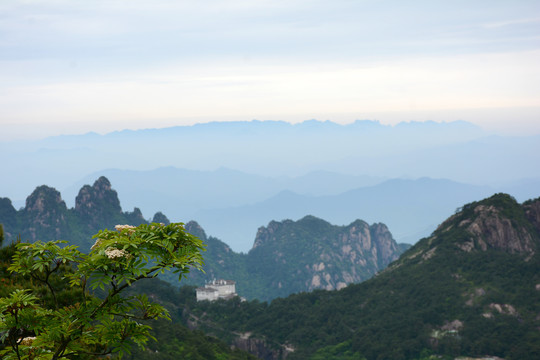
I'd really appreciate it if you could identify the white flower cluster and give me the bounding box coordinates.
[19,336,36,346]
[115,224,136,234]
[90,238,104,251]
[105,247,131,260]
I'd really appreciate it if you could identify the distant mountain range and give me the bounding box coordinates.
[192,176,498,251]
[2,119,538,251]
[59,168,537,251]
[2,119,538,204]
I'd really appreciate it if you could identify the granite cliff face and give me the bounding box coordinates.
[247,216,406,296]
[75,176,123,227]
[22,185,70,242]
[74,176,146,233]
[437,194,538,257]
[461,204,535,255]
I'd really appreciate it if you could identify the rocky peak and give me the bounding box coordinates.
[25,185,67,214]
[248,215,405,295]
[75,176,121,215]
[413,194,539,262]
[74,177,123,230]
[22,185,68,241]
[252,219,291,249]
[462,203,535,255]
[152,211,170,225]
[185,221,208,241]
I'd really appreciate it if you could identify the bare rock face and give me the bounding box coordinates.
[426,194,540,261]
[370,222,402,267]
[75,176,122,226]
[524,198,540,234]
[232,335,291,360]
[23,185,69,241]
[464,205,535,255]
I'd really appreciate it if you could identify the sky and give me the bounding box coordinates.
[1,0,540,140]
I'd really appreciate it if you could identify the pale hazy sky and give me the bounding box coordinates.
[1,0,540,140]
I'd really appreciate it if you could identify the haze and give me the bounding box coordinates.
[1,0,540,140]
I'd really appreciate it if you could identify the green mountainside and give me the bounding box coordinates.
[175,216,408,301]
[180,194,540,360]
[1,177,408,302]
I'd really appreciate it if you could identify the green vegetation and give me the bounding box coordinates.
[177,194,540,360]
[0,224,257,359]
[3,183,539,360]
[0,223,205,359]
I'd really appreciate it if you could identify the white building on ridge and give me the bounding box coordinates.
[196,279,237,302]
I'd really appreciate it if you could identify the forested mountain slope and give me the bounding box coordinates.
[183,194,540,360]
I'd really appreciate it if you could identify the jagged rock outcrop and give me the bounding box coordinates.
[232,335,291,360]
[75,176,123,228]
[22,185,70,242]
[248,215,406,296]
[463,204,535,255]
[431,194,539,258]
[152,211,170,225]
[185,221,208,241]
[74,176,146,233]
[0,177,151,250]
[394,194,540,270]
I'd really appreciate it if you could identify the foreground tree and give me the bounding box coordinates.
[0,222,205,359]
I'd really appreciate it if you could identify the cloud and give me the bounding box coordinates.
[1,0,539,139]
[481,17,540,29]
[2,50,539,128]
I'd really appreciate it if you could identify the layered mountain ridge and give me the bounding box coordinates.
[0,176,150,248]
[0,177,408,301]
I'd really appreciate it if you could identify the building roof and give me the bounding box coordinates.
[196,287,218,293]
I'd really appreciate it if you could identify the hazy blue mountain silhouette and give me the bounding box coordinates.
[1,119,508,202]
[192,177,495,251]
